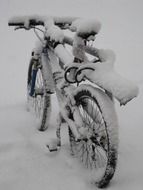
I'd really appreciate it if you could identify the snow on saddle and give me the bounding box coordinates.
[71,18,101,40]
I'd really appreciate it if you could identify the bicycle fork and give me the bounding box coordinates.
[47,100,84,152]
[29,60,39,96]
[55,101,84,148]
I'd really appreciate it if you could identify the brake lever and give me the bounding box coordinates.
[14,26,31,31]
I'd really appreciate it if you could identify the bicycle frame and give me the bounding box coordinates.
[8,16,138,106]
[8,16,139,188]
[31,42,83,141]
[8,16,138,147]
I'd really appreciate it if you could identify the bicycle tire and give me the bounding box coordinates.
[27,58,51,131]
[69,85,118,188]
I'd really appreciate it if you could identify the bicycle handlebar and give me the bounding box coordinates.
[8,16,100,59]
[8,16,76,29]
[8,18,44,27]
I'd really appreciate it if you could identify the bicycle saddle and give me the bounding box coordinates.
[71,18,101,40]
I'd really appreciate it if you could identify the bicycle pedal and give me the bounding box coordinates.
[47,145,58,152]
[46,138,60,152]
[46,90,55,94]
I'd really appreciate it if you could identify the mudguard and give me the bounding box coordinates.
[75,49,139,105]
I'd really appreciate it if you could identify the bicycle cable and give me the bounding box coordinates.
[75,67,95,83]
[33,27,45,45]
[64,66,79,84]
[64,66,95,84]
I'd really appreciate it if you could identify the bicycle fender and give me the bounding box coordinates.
[81,61,139,105]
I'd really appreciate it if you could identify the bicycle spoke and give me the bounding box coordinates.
[94,145,107,168]
[71,94,109,175]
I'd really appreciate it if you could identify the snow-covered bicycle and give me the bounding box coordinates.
[8,16,138,188]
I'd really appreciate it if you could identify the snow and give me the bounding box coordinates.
[72,34,88,61]
[33,40,43,55]
[9,15,77,27]
[73,84,119,149]
[9,15,100,43]
[46,25,64,43]
[79,49,139,105]
[41,52,55,93]
[71,18,101,35]
[1,0,143,190]
[54,44,74,65]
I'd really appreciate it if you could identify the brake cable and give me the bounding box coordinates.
[75,67,95,83]
[33,27,45,45]
[64,66,79,84]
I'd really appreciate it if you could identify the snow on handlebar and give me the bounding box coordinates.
[8,16,76,29]
[8,16,101,39]
[8,15,139,105]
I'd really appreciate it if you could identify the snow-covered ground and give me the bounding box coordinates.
[0,0,143,189]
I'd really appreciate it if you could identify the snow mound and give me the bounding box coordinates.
[77,49,139,105]
[46,25,64,43]
[71,18,101,35]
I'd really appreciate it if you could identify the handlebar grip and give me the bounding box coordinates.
[8,19,44,27]
[8,22,24,26]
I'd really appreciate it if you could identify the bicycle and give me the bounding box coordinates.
[8,16,138,188]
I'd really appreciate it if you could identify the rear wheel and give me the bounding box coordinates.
[69,86,118,188]
[27,58,51,131]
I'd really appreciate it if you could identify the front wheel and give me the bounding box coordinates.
[69,85,118,188]
[27,58,51,131]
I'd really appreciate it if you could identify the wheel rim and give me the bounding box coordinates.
[34,69,44,118]
[73,95,109,179]
[27,68,45,121]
